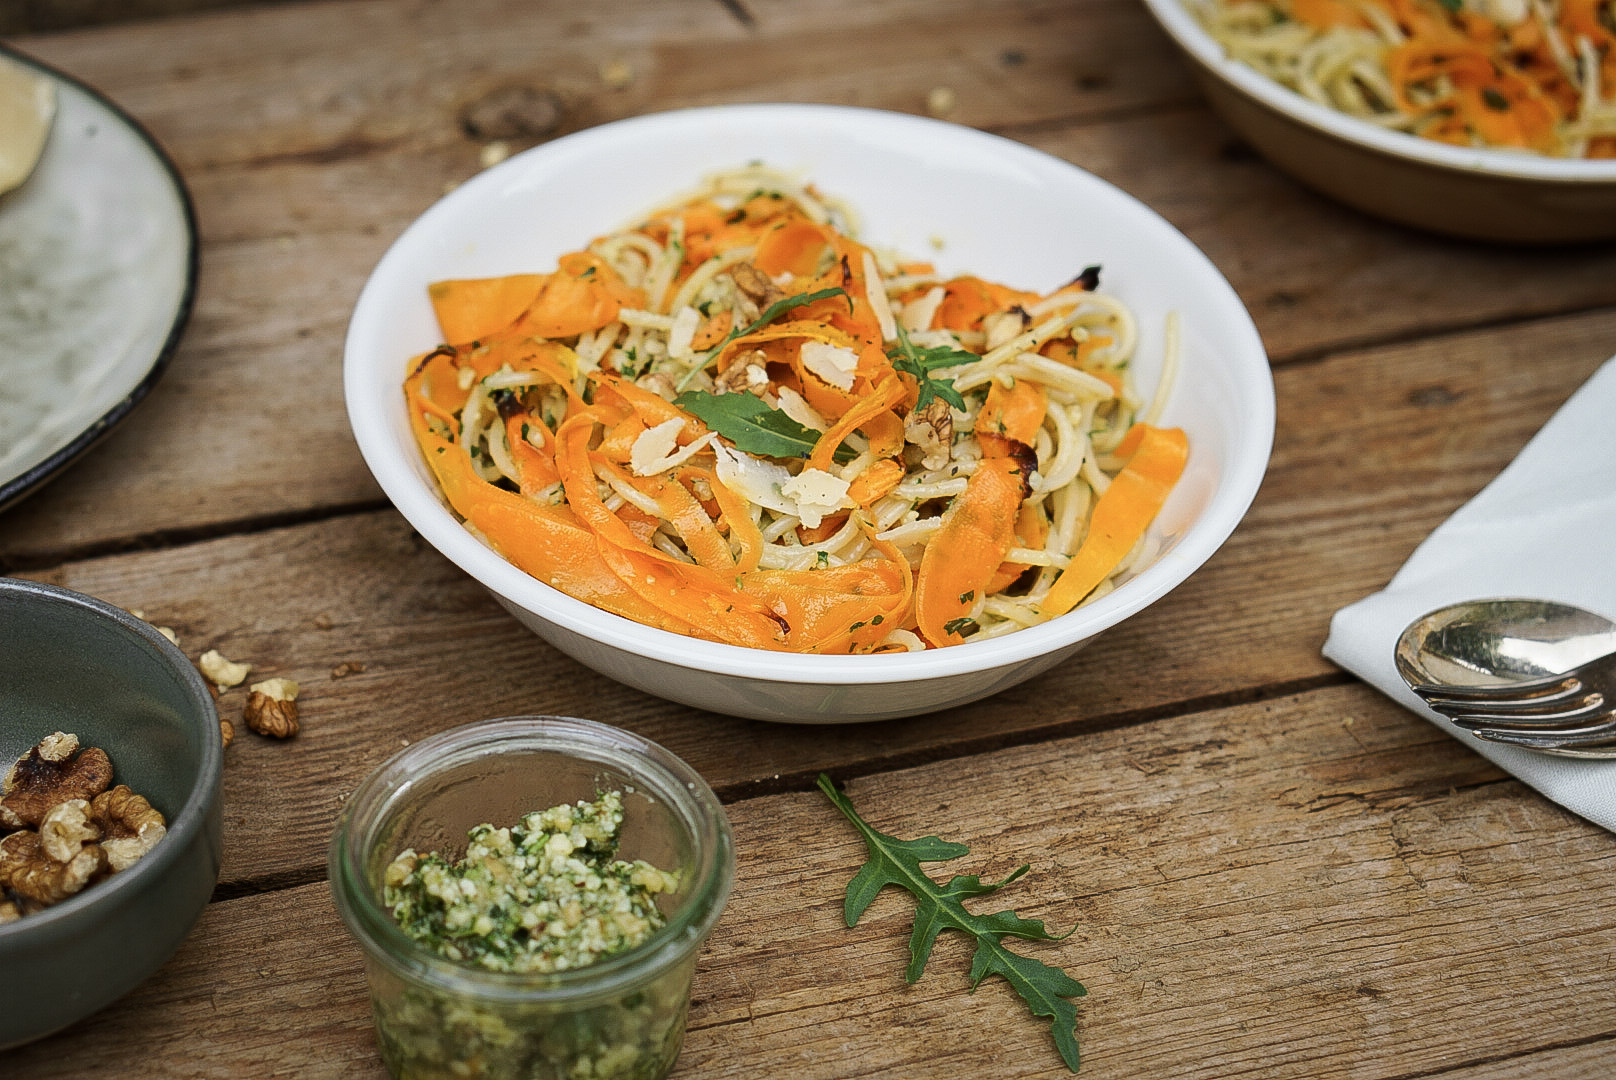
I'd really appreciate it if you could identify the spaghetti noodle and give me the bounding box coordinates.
[403,166,1186,652]
[1193,0,1616,157]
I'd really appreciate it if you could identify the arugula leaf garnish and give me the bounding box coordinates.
[675,286,849,391]
[675,391,856,464]
[817,774,1086,1072]
[886,324,976,412]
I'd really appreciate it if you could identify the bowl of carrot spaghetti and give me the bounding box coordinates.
[1143,0,1616,243]
[344,104,1272,722]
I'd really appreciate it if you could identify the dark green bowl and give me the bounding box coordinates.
[0,578,223,1048]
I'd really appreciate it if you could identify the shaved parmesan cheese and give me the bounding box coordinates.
[666,306,701,361]
[780,468,851,529]
[800,341,858,391]
[900,286,945,333]
[861,251,897,343]
[775,386,827,432]
[983,310,1025,351]
[629,417,714,476]
[712,443,797,517]
[711,445,851,528]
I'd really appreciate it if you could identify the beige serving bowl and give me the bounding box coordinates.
[1141,0,1616,244]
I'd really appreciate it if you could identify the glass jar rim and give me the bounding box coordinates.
[329,715,734,1005]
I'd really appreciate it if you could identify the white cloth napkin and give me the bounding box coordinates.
[1323,355,1616,831]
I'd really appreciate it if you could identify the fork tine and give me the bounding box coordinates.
[1469,717,1616,750]
[1406,671,1580,703]
[1445,698,1610,730]
[1418,685,1591,716]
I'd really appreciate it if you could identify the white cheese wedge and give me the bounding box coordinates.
[774,386,827,432]
[710,445,853,528]
[629,417,714,476]
[711,443,797,517]
[900,285,945,333]
[861,250,897,342]
[800,340,858,391]
[666,305,701,361]
[779,467,851,529]
[0,55,55,195]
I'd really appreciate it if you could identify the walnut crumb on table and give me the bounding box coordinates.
[199,649,251,690]
[245,678,301,738]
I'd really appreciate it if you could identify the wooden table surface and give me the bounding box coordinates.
[6,1,1616,1076]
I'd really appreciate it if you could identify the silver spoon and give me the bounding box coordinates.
[1394,598,1616,759]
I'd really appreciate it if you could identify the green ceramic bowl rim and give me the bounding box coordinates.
[0,578,223,936]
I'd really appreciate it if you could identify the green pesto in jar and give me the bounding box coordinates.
[383,791,678,974]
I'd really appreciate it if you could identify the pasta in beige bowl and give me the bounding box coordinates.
[1142,0,1616,243]
[344,104,1274,722]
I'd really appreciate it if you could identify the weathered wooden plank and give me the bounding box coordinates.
[4,0,1614,558]
[6,686,1612,1078]
[15,307,1613,886]
[1011,116,1616,362]
[17,0,1190,158]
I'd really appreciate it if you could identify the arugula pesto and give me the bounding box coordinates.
[384,791,678,974]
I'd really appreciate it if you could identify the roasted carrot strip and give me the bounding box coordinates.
[593,371,708,439]
[509,253,643,339]
[1038,424,1188,618]
[1288,0,1367,28]
[976,378,1047,454]
[592,541,788,649]
[467,499,698,635]
[745,558,909,653]
[752,219,832,278]
[596,413,648,463]
[625,465,736,573]
[704,467,763,574]
[933,277,1040,333]
[796,514,848,546]
[554,410,787,646]
[914,456,1031,647]
[690,309,735,351]
[859,410,905,459]
[807,372,906,474]
[504,415,560,494]
[429,274,546,344]
[847,458,905,506]
[985,500,1051,596]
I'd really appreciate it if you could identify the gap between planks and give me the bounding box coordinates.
[198,666,1465,908]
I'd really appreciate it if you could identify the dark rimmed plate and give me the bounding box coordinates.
[0,44,197,512]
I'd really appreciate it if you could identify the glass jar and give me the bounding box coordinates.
[329,716,734,1080]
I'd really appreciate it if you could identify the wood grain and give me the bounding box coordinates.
[7,686,1613,1078]
[5,0,1615,558]
[4,1,1614,1076]
[15,305,1611,889]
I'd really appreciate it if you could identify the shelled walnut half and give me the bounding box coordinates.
[245,678,301,738]
[0,732,167,918]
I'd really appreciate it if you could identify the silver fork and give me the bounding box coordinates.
[1407,649,1616,753]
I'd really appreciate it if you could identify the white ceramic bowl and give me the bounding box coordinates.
[344,104,1274,723]
[1141,0,1616,244]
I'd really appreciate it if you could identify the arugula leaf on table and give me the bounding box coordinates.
[816,773,1087,1072]
[674,286,849,391]
[674,391,856,464]
[886,324,976,413]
